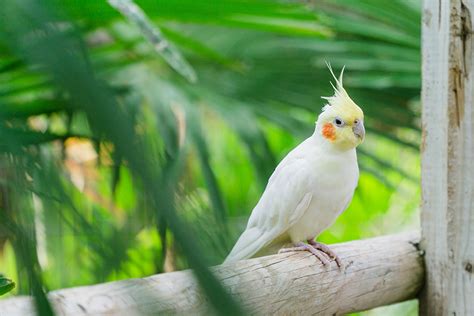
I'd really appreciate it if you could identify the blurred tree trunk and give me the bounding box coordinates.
[0,156,40,294]
[0,157,12,254]
[0,157,28,294]
[163,240,177,272]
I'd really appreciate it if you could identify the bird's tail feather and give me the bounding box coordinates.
[224,227,270,264]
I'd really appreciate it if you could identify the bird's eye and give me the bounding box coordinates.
[334,117,344,127]
[354,119,359,124]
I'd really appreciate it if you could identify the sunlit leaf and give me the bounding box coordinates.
[108,0,198,82]
[0,277,15,296]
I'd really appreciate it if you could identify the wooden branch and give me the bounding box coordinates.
[0,232,423,315]
[421,0,474,314]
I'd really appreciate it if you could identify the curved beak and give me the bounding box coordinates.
[353,120,365,140]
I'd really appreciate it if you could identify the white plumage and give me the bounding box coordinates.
[224,66,364,264]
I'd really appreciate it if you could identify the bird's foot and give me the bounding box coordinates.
[307,239,342,267]
[278,242,330,266]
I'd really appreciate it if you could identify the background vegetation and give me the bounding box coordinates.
[0,0,420,314]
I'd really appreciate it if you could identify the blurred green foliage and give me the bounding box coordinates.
[0,276,15,296]
[0,0,420,314]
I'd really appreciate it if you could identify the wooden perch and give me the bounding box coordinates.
[0,232,424,315]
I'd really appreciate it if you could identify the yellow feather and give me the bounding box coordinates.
[322,63,363,124]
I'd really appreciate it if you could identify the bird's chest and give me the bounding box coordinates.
[288,156,358,242]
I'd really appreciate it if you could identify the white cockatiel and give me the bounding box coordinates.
[224,66,365,266]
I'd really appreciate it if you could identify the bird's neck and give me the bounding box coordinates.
[311,128,357,155]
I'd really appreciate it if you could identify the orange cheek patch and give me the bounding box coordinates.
[322,123,336,141]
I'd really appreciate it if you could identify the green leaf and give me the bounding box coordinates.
[108,0,198,83]
[0,277,15,296]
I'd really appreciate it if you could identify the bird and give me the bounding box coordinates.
[224,65,365,266]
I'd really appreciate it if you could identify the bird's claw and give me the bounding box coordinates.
[308,240,342,268]
[279,242,332,266]
[308,239,343,268]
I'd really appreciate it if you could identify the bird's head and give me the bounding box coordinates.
[316,64,365,151]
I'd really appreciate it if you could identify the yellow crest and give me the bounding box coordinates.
[321,62,363,120]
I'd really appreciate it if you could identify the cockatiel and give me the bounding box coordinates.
[224,65,364,266]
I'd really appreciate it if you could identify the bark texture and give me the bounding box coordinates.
[421,0,474,315]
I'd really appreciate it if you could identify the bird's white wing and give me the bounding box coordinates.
[224,154,313,263]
